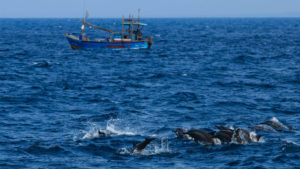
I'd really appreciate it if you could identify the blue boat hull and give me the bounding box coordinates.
[65,34,151,49]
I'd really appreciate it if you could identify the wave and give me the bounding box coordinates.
[215,100,257,108]
[281,140,300,153]
[85,113,119,122]
[149,73,168,79]
[83,84,103,90]
[213,80,275,89]
[79,143,116,155]
[0,48,10,52]
[25,143,67,155]
[167,91,198,104]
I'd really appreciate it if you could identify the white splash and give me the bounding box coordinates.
[213,138,222,145]
[119,139,172,156]
[231,129,264,145]
[151,139,171,154]
[135,139,172,156]
[258,137,265,143]
[249,131,263,143]
[238,131,248,144]
[78,119,140,140]
[106,119,157,137]
[182,73,187,76]
[82,128,101,140]
[271,117,280,123]
[118,147,131,155]
[106,120,136,136]
[81,123,103,140]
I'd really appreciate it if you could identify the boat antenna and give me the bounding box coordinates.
[84,10,89,22]
[138,8,141,22]
[80,0,87,40]
[82,0,86,18]
[81,10,89,40]
[131,14,133,36]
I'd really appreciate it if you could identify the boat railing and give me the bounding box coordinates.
[65,33,79,40]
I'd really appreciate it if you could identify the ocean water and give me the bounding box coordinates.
[0,18,300,168]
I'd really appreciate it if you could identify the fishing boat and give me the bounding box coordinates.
[65,10,152,49]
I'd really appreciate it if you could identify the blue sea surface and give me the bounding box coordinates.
[0,18,300,168]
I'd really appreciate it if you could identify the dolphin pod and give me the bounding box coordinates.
[173,117,292,145]
[93,117,292,153]
[174,126,261,145]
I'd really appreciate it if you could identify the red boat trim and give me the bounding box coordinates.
[71,45,80,50]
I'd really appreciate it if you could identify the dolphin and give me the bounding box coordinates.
[173,128,192,139]
[233,128,262,144]
[215,126,234,132]
[184,129,215,145]
[260,117,292,130]
[249,124,282,133]
[213,131,233,143]
[131,138,156,153]
[233,128,251,144]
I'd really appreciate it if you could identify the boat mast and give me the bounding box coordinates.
[137,9,141,40]
[131,14,133,38]
[81,24,85,40]
[128,14,131,38]
[81,0,87,40]
[81,10,89,40]
[122,15,124,40]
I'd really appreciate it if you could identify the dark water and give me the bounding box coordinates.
[0,18,300,168]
